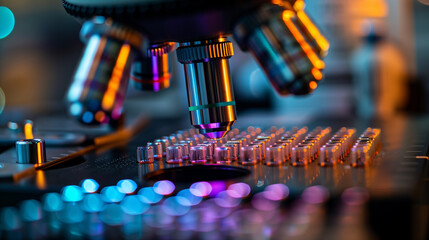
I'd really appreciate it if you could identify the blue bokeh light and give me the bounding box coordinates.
[137,187,163,204]
[100,204,124,226]
[161,196,190,216]
[82,111,94,124]
[0,207,21,230]
[101,186,125,203]
[20,200,42,221]
[120,195,150,215]
[42,193,64,212]
[0,7,15,39]
[57,204,84,224]
[117,179,137,194]
[61,185,84,202]
[81,194,104,213]
[177,189,202,206]
[81,179,99,193]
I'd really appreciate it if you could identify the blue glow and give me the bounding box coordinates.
[70,103,83,116]
[153,180,175,195]
[117,179,137,194]
[82,111,94,124]
[0,207,21,230]
[0,7,15,39]
[68,35,101,101]
[81,179,99,193]
[57,204,84,224]
[61,185,84,202]
[81,194,104,213]
[0,88,5,115]
[100,204,124,226]
[120,195,150,215]
[20,200,42,221]
[101,186,125,203]
[42,193,64,212]
[177,189,202,206]
[161,196,190,216]
[137,187,163,204]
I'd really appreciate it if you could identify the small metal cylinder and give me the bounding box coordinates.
[224,143,239,161]
[147,142,163,160]
[176,38,237,139]
[351,146,370,167]
[319,145,338,167]
[198,143,213,161]
[189,146,207,164]
[166,145,183,164]
[137,146,154,164]
[239,146,257,165]
[16,139,46,164]
[155,139,169,157]
[265,146,285,166]
[214,146,232,164]
[291,145,310,166]
[177,143,190,160]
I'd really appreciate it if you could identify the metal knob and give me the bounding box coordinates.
[16,139,46,164]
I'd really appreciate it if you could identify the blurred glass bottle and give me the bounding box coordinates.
[351,21,408,118]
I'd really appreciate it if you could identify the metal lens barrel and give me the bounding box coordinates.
[131,42,176,92]
[233,4,325,96]
[176,38,236,139]
[67,17,146,125]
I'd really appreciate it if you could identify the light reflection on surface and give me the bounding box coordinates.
[81,179,99,193]
[61,185,84,202]
[117,179,137,194]
[101,186,125,203]
[153,180,175,195]
[189,181,212,197]
[138,187,163,204]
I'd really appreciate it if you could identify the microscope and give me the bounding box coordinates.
[64,0,329,139]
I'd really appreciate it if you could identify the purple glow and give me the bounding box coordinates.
[151,55,159,80]
[208,181,226,198]
[190,182,212,197]
[227,183,251,198]
[251,192,279,211]
[204,131,227,139]
[199,123,221,129]
[302,186,329,204]
[263,184,289,201]
[341,187,369,206]
[214,190,241,208]
[153,180,175,196]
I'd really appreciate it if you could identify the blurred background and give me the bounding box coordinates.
[0,0,428,125]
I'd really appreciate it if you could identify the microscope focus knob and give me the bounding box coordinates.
[16,139,46,164]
